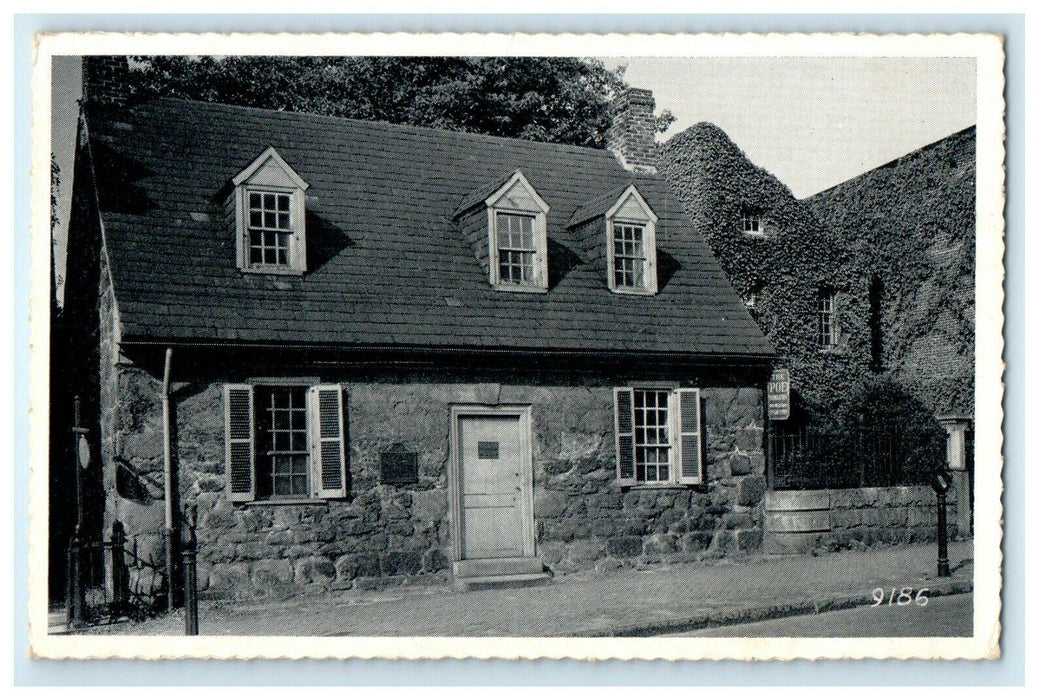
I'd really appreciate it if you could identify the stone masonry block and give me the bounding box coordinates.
[208,562,251,591]
[251,558,293,586]
[567,539,604,563]
[736,475,766,507]
[736,527,762,552]
[606,536,643,558]
[642,532,678,556]
[381,550,423,576]
[294,556,336,585]
[335,552,381,580]
[680,530,713,553]
[713,529,738,553]
[411,489,446,522]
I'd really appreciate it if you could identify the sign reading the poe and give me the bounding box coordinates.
[768,369,790,421]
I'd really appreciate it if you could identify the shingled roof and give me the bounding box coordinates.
[82,98,773,359]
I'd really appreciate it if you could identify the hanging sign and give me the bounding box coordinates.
[768,369,790,421]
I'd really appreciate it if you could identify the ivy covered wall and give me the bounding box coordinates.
[658,123,873,422]
[805,127,975,417]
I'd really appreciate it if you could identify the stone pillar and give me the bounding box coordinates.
[938,415,972,536]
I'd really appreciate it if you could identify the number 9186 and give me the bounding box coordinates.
[871,587,930,606]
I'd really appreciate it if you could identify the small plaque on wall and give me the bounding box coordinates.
[380,445,419,485]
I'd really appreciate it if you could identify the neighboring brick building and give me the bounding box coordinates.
[59,60,775,600]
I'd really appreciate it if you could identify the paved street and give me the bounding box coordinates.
[667,593,973,637]
[64,540,973,638]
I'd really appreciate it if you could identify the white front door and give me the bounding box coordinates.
[457,414,531,559]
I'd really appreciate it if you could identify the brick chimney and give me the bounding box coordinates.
[81,56,132,108]
[608,87,659,174]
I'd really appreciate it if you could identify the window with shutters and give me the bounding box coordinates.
[223,382,347,502]
[230,146,309,274]
[614,386,703,487]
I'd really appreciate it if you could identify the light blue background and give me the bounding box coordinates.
[13,12,1025,686]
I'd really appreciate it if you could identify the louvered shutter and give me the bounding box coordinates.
[309,385,347,498]
[676,388,703,484]
[224,384,255,502]
[614,387,637,485]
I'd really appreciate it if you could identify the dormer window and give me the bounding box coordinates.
[231,146,309,274]
[484,171,550,292]
[605,185,658,295]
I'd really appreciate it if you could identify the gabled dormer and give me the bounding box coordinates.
[570,184,659,295]
[454,170,550,293]
[228,146,309,274]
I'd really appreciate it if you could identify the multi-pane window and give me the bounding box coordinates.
[248,191,292,266]
[613,223,647,289]
[742,208,764,234]
[255,386,309,497]
[818,290,841,348]
[633,389,672,482]
[496,213,537,285]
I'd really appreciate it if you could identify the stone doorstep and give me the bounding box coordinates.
[452,556,545,578]
[452,572,553,592]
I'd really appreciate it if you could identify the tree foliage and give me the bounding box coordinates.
[115,56,674,149]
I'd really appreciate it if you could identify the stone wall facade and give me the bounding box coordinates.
[101,355,767,599]
[763,486,960,554]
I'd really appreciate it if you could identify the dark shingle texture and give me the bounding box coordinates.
[89,99,772,358]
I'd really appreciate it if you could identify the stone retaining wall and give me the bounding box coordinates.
[763,486,959,554]
[101,360,767,598]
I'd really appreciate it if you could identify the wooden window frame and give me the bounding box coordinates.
[485,171,550,293]
[615,384,703,488]
[817,289,842,349]
[236,185,307,275]
[232,146,309,275]
[604,186,658,296]
[742,208,766,236]
[253,384,312,500]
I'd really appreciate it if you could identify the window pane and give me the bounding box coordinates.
[255,386,310,498]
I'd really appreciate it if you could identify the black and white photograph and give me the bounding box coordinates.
[29,32,1005,660]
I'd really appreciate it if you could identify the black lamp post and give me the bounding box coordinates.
[931,468,952,577]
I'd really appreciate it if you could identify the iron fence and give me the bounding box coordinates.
[770,425,946,491]
[66,521,169,628]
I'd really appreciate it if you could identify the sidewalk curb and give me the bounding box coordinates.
[578,578,973,637]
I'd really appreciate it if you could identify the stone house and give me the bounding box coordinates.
[59,60,774,599]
